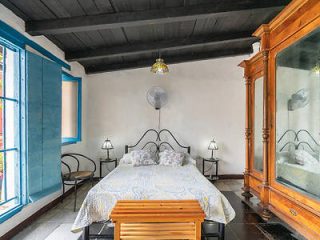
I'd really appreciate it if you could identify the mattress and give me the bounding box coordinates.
[72,160,235,232]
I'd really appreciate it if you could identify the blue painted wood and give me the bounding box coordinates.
[26,51,62,201]
[42,60,62,191]
[61,72,82,145]
[0,20,70,70]
[26,52,43,197]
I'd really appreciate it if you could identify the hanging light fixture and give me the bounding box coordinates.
[311,53,320,75]
[151,57,169,74]
[311,62,320,75]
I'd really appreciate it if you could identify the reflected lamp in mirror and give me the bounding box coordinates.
[102,139,114,160]
[311,63,320,75]
[208,139,218,159]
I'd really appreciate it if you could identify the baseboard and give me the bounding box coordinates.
[219,174,244,179]
[1,185,80,240]
[204,174,244,180]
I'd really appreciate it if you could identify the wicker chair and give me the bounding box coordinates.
[61,153,97,211]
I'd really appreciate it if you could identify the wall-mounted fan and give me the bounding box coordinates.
[288,88,310,111]
[147,86,168,110]
[147,86,168,130]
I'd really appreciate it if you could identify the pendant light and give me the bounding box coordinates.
[151,52,169,74]
[311,62,320,75]
[311,53,320,75]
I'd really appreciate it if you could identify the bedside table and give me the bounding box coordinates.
[100,158,117,179]
[202,157,220,181]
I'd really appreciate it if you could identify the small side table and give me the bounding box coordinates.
[100,158,117,179]
[202,157,220,181]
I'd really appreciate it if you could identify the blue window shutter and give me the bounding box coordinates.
[26,51,62,202]
[42,59,62,192]
[26,52,43,197]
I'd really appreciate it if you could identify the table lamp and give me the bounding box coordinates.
[208,139,218,159]
[102,138,114,160]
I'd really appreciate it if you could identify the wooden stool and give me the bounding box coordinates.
[110,200,205,240]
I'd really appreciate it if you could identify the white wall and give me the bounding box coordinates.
[0,4,88,237]
[87,56,248,175]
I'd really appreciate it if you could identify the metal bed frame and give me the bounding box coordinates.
[82,129,225,240]
[278,129,319,153]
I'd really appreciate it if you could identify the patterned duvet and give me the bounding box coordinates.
[72,161,235,232]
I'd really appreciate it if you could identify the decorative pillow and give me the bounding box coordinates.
[119,153,133,165]
[183,153,196,166]
[159,150,184,166]
[294,150,318,165]
[131,150,157,167]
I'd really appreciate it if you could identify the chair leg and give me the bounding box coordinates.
[74,180,78,212]
[91,175,94,187]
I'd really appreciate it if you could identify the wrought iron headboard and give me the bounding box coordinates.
[278,129,319,153]
[125,129,191,154]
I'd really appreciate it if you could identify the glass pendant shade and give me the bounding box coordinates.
[102,139,114,150]
[151,58,169,74]
[208,139,218,150]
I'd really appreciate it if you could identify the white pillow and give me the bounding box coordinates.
[119,150,156,165]
[183,153,196,166]
[119,153,133,165]
[159,150,184,166]
[295,150,318,165]
[131,150,157,167]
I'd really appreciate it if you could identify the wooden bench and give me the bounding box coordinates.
[110,200,205,240]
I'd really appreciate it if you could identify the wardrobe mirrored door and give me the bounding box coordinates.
[254,77,264,172]
[275,27,320,199]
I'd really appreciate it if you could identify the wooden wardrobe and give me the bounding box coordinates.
[240,0,320,239]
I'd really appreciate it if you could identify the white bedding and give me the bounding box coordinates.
[277,161,320,196]
[72,160,235,232]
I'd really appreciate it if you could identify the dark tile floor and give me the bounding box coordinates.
[202,191,304,240]
[86,190,303,240]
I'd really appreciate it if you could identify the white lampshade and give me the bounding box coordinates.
[102,139,114,150]
[208,139,218,150]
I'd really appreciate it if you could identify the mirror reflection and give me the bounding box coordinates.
[254,77,263,172]
[276,28,320,199]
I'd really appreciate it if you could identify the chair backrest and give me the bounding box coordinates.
[61,153,97,175]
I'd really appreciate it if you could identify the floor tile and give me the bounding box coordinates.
[12,222,60,240]
[228,223,269,240]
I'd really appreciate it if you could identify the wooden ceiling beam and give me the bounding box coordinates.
[85,46,253,74]
[66,31,258,61]
[26,1,290,35]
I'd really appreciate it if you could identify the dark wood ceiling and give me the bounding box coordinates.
[1,0,291,74]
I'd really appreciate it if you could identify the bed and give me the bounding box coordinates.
[277,151,320,197]
[72,129,235,239]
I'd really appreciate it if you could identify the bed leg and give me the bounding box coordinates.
[218,223,225,240]
[82,226,89,240]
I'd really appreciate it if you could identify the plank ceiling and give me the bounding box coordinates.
[1,0,291,74]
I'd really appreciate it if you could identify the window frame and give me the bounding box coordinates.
[0,37,27,223]
[61,72,82,145]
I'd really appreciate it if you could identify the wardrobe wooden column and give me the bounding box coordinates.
[255,26,271,220]
[241,61,253,199]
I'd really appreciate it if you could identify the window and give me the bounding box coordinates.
[0,39,25,222]
[62,73,81,145]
